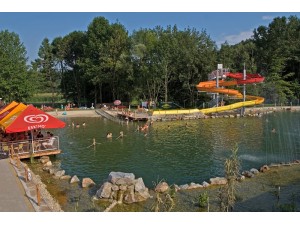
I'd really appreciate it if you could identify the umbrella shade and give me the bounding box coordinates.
[0,104,18,121]
[114,100,121,106]
[0,103,27,125]
[0,101,18,115]
[4,105,65,133]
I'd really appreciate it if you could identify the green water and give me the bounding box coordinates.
[30,111,300,211]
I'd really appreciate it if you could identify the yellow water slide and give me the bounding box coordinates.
[196,79,264,114]
[152,74,264,116]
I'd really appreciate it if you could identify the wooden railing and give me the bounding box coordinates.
[0,136,60,157]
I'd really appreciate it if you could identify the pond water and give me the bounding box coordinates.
[29,111,300,211]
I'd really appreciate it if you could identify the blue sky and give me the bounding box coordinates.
[1,1,300,63]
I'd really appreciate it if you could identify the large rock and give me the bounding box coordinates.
[111,185,119,191]
[124,186,136,204]
[260,165,270,173]
[54,170,65,178]
[250,168,259,174]
[49,168,57,175]
[43,161,52,167]
[42,166,51,172]
[155,181,169,193]
[39,156,50,164]
[209,177,227,185]
[96,182,112,198]
[70,175,80,184]
[202,181,210,187]
[134,188,150,202]
[134,178,146,192]
[115,177,135,186]
[187,183,203,189]
[82,178,95,188]
[242,171,254,178]
[60,175,71,180]
[108,172,135,184]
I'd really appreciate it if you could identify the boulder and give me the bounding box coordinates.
[179,184,189,190]
[108,172,135,184]
[242,171,254,178]
[119,185,127,191]
[134,178,146,192]
[202,181,210,187]
[82,178,95,188]
[250,168,259,174]
[42,166,51,172]
[54,170,65,178]
[70,175,80,184]
[115,177,135,186]
[96,182,112,199]
[111,185,119,191]
[123,186,136,204]
[39,156,50,164]
[237,175,245,181]
[134,188,150,202]
[174,184,180,192]
[60,175,71,180]
[260,165,270,173]
[187,183,203,189]
[209,177,228,185]
[155,181,169,193]
[43,161,52,167]
[49,168,57,175]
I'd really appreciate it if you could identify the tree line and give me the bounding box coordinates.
[0,15,300,108]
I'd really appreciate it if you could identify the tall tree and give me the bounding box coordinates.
[131,28,161,102]
[56,31,87,106]
[35,38,60,107]
[0,30,35,102]
[253,16,300,103]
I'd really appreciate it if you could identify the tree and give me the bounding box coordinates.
[0,30,35,102]
[253,16,300,104]
[34,38,60,107]
[55,31,87,106]
[131,28,161,103]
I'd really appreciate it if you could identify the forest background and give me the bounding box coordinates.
[1,15,300,109]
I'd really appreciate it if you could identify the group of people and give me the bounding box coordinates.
[106,131,125,139]
[71,121,86,128]
[0,129,56,150]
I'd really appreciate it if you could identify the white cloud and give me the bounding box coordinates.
[217,30,253,47]
[262,15,274,21]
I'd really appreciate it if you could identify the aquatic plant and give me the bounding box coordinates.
[151,180,176,212]
[218,143,240,212]
[198,191,209,211]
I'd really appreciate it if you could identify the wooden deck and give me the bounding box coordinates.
[17,149,62,159]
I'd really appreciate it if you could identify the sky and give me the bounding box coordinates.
[1,0,300,63]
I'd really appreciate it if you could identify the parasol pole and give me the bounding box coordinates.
[31,129,34,154]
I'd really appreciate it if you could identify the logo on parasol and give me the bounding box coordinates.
[24,114,49,123]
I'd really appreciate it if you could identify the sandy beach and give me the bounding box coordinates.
[47,109,100,118]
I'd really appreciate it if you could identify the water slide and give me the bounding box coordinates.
[152,72,265,116]
[196,72,265,114]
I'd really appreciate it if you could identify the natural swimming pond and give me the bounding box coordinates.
[29,111,300,211]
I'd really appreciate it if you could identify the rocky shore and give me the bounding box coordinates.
[11,157,63,212]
